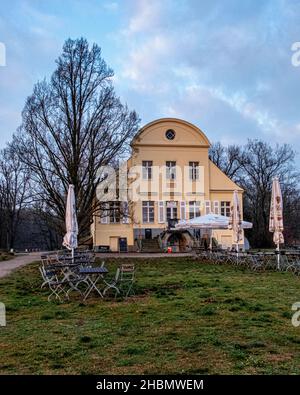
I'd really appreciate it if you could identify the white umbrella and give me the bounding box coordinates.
[175,213,252,249]
[228,190,243,254]
[269,177,284,269]
[63,184,78,260]
[176,213,252,230]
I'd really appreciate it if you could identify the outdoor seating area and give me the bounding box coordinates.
[39,251,135,302]
[194,248,300,275]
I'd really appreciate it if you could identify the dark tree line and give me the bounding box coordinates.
[0,146,32,250]
[209,140,300,248]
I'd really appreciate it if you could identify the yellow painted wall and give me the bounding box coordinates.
[93,118,245,250]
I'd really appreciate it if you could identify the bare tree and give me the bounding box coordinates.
[14,38,140,240]
[210,139,300,248]
[209,142,244,179]
[240,140,299,247]
[0,146,32,250]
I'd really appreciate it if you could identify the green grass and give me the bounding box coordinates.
[1,257,300,374]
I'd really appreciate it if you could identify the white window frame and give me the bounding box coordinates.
[205,200,211,215]
[142,201,155,223]
[221,201,231,217]
[189,161,199,180]
[166,161,176,180]
[189,201,201,219]
[166,201,178,220]
[142,161,153,180]
[109,201,120,223]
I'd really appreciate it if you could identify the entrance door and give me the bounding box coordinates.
[109,237,119,252]
[119,237,128,252]
[145,229,152,239]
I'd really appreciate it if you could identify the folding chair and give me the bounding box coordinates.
[39,265,69,302]
[103,263,135,298]
[119,264,135,297]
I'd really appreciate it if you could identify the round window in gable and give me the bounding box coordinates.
[165,129,176,140]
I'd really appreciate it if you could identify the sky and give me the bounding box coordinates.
[0,0,300,163]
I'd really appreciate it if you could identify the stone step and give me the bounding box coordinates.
[141,239,161,252]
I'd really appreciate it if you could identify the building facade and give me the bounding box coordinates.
[91,118,244,252]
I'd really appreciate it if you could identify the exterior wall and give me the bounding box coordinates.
[93,223,134,251]
[92,118,245,251]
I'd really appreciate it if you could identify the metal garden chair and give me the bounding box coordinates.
[39,265,69,302]
[103,263,135,298]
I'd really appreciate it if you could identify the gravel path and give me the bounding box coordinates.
[0,252,41,279]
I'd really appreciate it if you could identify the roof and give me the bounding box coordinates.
[209,160,243,192]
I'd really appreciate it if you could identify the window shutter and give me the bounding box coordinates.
[196,201,201,216]
[205,200,211,215]
[122,201,129,224]
[180,201,186,220]
[158,201,165,223]
[100,203,109,224]
[213,201,220,215]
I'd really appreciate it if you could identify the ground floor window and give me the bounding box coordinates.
[166,201,178,220]
[109,201,121,223]
[142,201,154,223]
[189,201,201,219]
[221,201,231,217]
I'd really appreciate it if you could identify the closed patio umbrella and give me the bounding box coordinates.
[63,184,78,260]
[228,190,242,255]
[269,177,284,269]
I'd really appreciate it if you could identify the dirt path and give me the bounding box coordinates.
[0,252,41,279]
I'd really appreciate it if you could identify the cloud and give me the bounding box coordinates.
[113,0,300,162]
[122,0,164,36]
[103,2,119,12]
[0,0,300,164]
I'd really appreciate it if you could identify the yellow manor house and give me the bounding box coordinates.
[91,118,244,253]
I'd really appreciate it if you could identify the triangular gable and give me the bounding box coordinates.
[209,160,243,191]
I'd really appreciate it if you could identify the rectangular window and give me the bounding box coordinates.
[142,201,154,223]
[109,201,120,223]
[166,201,178,220]
[221,201,231,217]
[189,201,201,219]
[142,161,153,180]
[166,161,176,180]
[205,200,211,215]
[189,161,199,180]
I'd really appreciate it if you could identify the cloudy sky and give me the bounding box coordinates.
[0,0,300,161]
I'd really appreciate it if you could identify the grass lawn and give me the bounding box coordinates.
[1,257,300,375]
